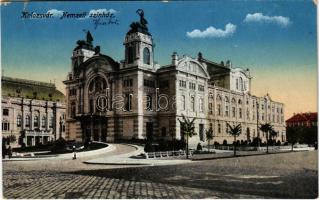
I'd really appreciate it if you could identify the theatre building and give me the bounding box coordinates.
[1,76,66,147]
[64,10,286,147]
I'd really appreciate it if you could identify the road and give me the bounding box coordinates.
[2,146,318,199]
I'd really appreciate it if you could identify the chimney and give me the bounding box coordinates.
[172,52,178,65]
[226,60,232,68]
[197,52,203,60]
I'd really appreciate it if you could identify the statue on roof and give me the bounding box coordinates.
[127,9,151,36]
[136,9,148,27]
[75,30,95,51]
[86,31,93,45]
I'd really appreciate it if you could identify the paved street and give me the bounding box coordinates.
[2,149,318,199]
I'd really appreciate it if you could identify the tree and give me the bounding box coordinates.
[226,123,242,156]
[286,126,302,151]
[178,115,197,159]
[259,123,274,153]
[205,128,214,152]
[269,129,278,146]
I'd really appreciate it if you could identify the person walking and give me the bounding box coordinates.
[2,140,7,159]
[8,146,12,159]
[72,145,76,160]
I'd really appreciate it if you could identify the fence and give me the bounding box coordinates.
[207,144,313,152]
[145,150,194,159]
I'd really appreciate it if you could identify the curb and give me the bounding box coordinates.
[191,150,309,161]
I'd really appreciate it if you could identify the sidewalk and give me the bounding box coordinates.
[84,144,192,166]
[3,144,116,161]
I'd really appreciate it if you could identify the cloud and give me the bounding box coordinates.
[186,23,236,38]
[88,8,117,16]
[47,9,64,18]
[244,13,291,27]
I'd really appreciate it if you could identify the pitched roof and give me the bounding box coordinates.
[286,112,318,123]
[1,76,65,102]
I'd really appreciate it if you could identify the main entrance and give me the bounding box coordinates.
[79,115,108,143]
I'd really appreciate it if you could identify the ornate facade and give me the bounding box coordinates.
[1,76,66,147]
[64,11,286,147]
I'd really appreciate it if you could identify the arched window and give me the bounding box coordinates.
[17,115,22,127]
[143,47,150,64]
[217,95,222,116]
[25,115,30,127]
[146,95,152,111]
[199,98,204,112]
[239,77,243,91]
[89,76,107,93]
[191,96,195,112]
[71,102,76,117]
[34,115,39,127]
[42,116,46,128]
[127,46,134,64]
[181,95,186,111]
[225,97,229,117]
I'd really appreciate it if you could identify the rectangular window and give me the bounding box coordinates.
[144,79,155,88]
[2,123,9,131]
[3,109,9,116]
[208,103,213,114]
[125,94,132,111]
[161,127,167,137]
[239,108,242,118]
[198,85,204,91]
[123,79,133,87]
[17,115,22,127]
[159,80,169,88]
[199,98,204,112]
[49,117,53,128]
[189,82,196,90]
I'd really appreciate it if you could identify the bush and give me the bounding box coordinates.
[196,143,202,151]
[251,137,262,147]
[214,141,219,145]
[50,137,67,153]
[158,139,169,151]
[144,142,155,152]
[276,140,281,146]
[223,140,227,146]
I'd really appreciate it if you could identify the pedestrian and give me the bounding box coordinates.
[72,145,76,160]
[8,145,12,159]
[2,140,7,159]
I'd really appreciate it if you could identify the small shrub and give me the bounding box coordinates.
[276,140,281,146]
[223,140,227,146]
[196,143,202,151]
[50,137,67,153]
[144,142,155,152]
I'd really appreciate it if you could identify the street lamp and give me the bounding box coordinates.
[256,102,260,147]
[155,88,159,111]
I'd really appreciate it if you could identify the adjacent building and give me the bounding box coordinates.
[64,10,286,147]
[1,76,66,147]
[286,112,317,128]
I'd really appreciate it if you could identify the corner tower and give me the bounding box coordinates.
[124,9,154,70]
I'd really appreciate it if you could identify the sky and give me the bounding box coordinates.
[1,1,317,120]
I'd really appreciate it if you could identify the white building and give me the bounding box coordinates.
[1,76,66,147]
[64,10,286,147]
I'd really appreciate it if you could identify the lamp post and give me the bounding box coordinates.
[256,102,260,147]
[155,88,159,111]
